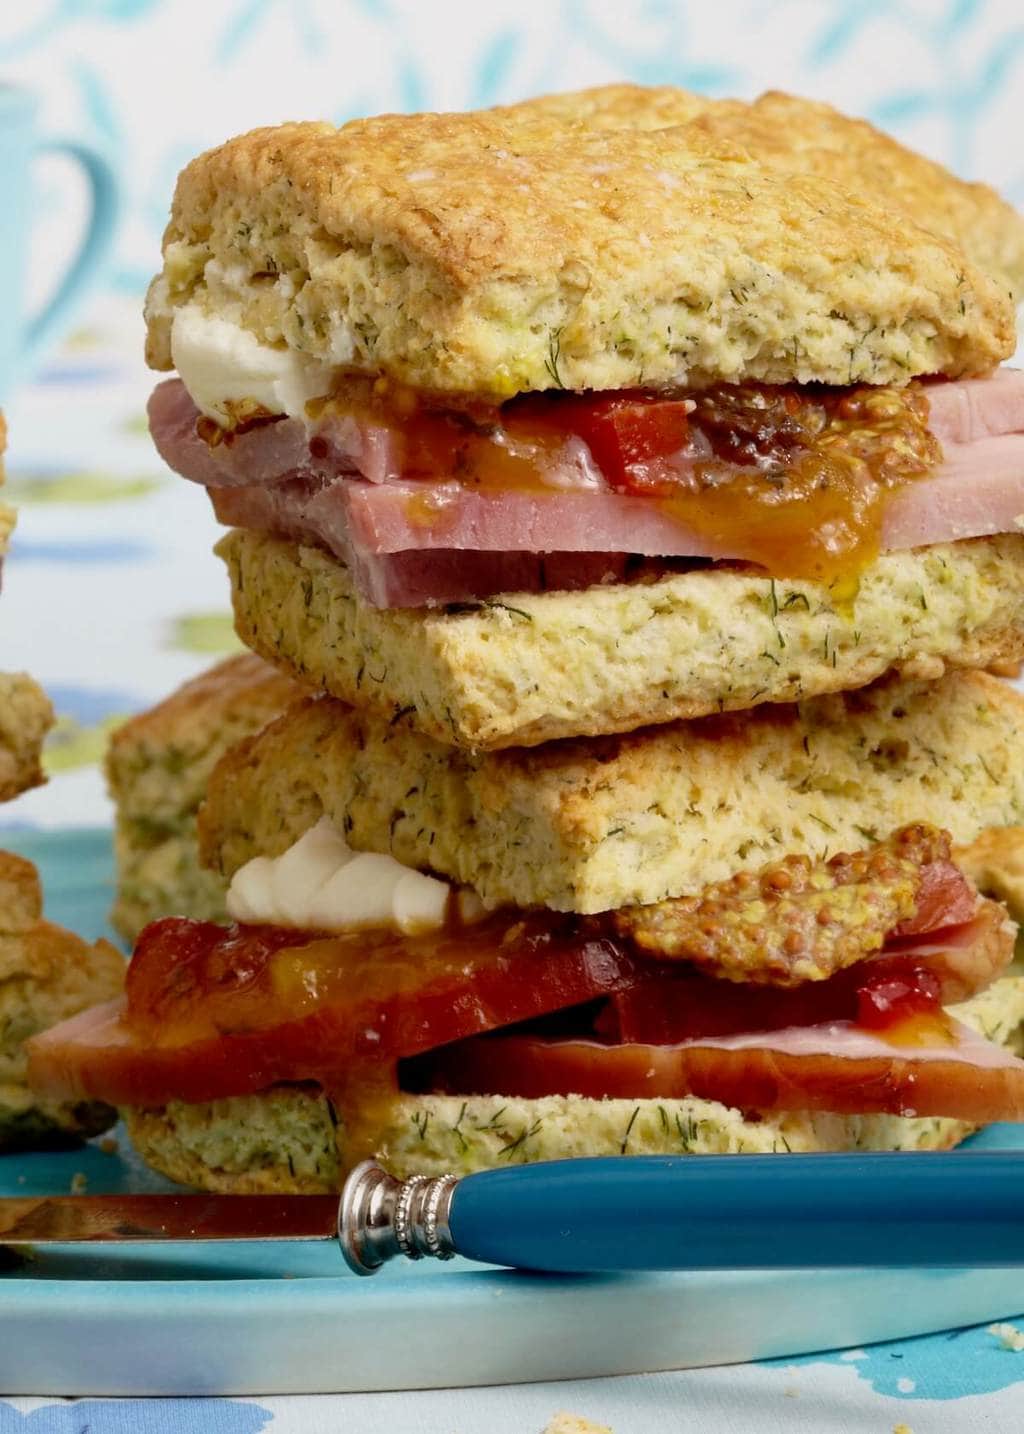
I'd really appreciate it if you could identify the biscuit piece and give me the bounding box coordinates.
[144,111,1011,398]
[541,1417,611,1434]
[0,852,123,1148]
[955,827,1024,926]
[0,672,54,801]
[508,84,1024,296]
[688,91,1024,298]
[122,975,1024,1192]
[218,529,1024,750]
[200,669,1024,914]
[495,81,711,132]
[106,654,302,941]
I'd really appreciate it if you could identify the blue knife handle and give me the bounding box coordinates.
[446,1153,1024,1271]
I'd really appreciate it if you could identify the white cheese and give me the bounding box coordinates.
[170,303,334,425]
[225,817,453,934]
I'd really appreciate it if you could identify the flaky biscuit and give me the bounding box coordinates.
[106,654,302,940]
[0,672,54,802]
[217,529,1024,751]
[199,670,1024,915]
[145,110,1012,398]
[504,85,1024,295]
[0,851,123,1148]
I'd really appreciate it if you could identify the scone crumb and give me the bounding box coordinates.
[99,1136,119,1155]
[69,1172,88,1195]
[989,1321,1024,1351]
[893,1424,913,1434]
[542,1416,611,1434]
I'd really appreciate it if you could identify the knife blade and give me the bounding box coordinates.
[3,1152,1024,1274]
[0,1192,340,1245]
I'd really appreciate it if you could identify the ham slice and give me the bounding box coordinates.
[414,1017,1024,1122]
[150,371,1024,607]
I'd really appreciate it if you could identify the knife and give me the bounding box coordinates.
[2,1152,1023,1276]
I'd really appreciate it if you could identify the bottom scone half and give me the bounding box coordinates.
[0,851,123,1147]
[26,820,1024,1191]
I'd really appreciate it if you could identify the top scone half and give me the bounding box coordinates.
[145,102,1024,748]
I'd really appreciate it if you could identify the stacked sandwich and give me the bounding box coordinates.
[0,417,123,1148]
[30,87,1024,1190]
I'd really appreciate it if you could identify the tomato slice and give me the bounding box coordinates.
[29,915,636,1106]
[559,395,693,493]
[406,1028,1024,1123]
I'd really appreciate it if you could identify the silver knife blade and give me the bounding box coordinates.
[0,1194,340,1245]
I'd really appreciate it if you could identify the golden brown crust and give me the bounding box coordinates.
[0,851,123,1148]
[145,107,1012,396]
[0,851,43,932]
[106,655,302,939]
[0,672,54,802]
[493,81,712,131]
[198,670,1024,915]
[689,91,1024,297]
[106,653,302,820]
[503,85,1024,295]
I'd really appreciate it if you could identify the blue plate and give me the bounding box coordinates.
[0,828,1022,1396]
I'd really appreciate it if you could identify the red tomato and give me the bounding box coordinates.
[855,965,942,1031]
[505,391,692,493]
[565,396,693,492]
[29,916,637,1106]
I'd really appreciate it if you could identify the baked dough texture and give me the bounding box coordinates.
[121,974,1024,1192]
[0,672,54,802]
[217,529,1024,750]
[199,669,1024,915]
[144,105,1012,398]
[106,653,302,941]
[689,90,1024,298]
[0,851,123,1147]
[506,84,1024,295]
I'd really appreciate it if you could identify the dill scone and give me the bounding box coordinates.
[0,851,123,1148]
[106,654,301,941]
[505,84,1024,294]
[144,108,1009,393]
[199,668,1024,914]
[217,529,1024,750]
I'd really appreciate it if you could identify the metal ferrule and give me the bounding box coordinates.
[338,1160,458,1275]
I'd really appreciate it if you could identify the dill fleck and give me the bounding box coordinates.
[544,328,566,388]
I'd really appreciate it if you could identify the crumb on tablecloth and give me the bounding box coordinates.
[69,1172,87,1195]
[542,1415,612,1434]
[989,1322,1024,1351]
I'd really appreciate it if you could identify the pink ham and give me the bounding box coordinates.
[925,368,1024,445]
[152,371,1024,607]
